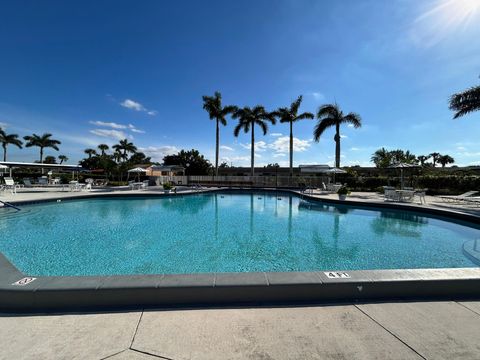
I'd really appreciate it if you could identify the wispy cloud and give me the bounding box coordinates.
[308,92,325,101]
[240,141,268,152]
[120,99,157,116]
[220,145,234,151]
[90,129,130,140]
[0,121,8,128]
[270,132,283,137]
[89,121,127,129]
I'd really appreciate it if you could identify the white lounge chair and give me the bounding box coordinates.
[439,191,478,203]
[3,177,17,194]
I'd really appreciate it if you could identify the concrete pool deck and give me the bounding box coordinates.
[1,300,480,359]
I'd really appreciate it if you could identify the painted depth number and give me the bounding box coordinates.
[324,272,350,279]
[11,277,37,286]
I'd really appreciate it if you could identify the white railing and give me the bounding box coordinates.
[152,175,330,188]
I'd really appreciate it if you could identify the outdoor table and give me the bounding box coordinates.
[132,182,144,190]
[395,190,415,202]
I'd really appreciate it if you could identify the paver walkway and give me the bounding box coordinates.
[1,301,479,359]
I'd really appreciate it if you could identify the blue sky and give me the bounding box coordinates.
[1,0,479,166]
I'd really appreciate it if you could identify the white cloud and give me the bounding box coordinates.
[139,146,180,162]
[0,122,8,128]
[220,145,234,151]
[128,124,145,134]
[269,136,311,153]
[347,124,355,128]
[221,156,251,166]
[270,133,283,137]
[350,147,360,151]
[89,121,127,129]
[90,129,129,140]
[273,153,286,158]
[120,99,157,116]
[309,92,325,101]
[240,141,268,152]
[340,134,348,139]
[120,99,146,111]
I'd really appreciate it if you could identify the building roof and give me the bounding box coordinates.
[0,161,83,171]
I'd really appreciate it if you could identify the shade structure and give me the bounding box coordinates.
[327,167,347,183]
[388,163,420,189]
[128,167,147,181]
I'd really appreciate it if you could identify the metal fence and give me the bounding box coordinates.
[151,175,330,188]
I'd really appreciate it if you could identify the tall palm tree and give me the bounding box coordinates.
[112,139,137,161]
[23,133,61,163]
[233,106,276,176]
[429,152,441,167]
[98,144,109,156]
[202,91,238,176]
[0,128,23,161]
[58,155,69,164]
[449,83,480,119]
[313,104,362,168]
[84,148,97,159]
[438,154,455,168]
[272,95,314,176]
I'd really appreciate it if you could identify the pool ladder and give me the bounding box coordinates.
[0,200,21,211]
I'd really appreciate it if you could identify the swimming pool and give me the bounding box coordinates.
[1,191,479,276]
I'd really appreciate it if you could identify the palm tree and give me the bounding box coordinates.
[58,155,68,164]
[84,148,97,159]
[202,91,238,176]
[98,144,109,156]
[272,95,314,176]
[438,154,455,168]
[313,104,362,168]
[0,128,23,161]
[112,139,137,161]
[233,106,276,176]
[371,147,391,168]
[23,133,61,163]
[417,155,431,167]
[449,83,480,119]
[429,152,441,167]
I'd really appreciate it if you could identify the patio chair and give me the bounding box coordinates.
[4,177,17,194]
[415,189,427,205]
[384,189,399,202]
[141,180,149,190]
[464,197,480,207]
[37,177,48,186]
[23,178,34,188]
[439,191,478,203]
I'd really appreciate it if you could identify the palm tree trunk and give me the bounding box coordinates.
[289,121,293,177]
[40,147,44,174]
[251,123,255,177]
[215,118,219,176]
[335,123,340,168]
[2,145,6,162]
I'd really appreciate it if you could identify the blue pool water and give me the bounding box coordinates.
[1,192,479,276]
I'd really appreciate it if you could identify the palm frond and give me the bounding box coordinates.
[313,117,338,141]
[449,85,480,119]
[317,104,341,120]
[342,112,362,128]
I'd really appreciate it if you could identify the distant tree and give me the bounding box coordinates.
[202,91,238,176]
[371,147,391,168]
[112,139,137,161]
[0,128,23,161]
[417,155,431,167]
[390,149,417,164]
[314,103,361,168]
[272,95,314,176]
[265,163,280,168]
[84,148,97,159]
[233,106,276,176]
[429,152,441,167]
[98,144,109,156]
[219,162,230,168]
[58,155,69,164]
[438,154,455,168]
[449,80,480,119]
[163,149,212,175]
[23,133,61,163]
[43,155,57,164]
[128,152,151,165]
